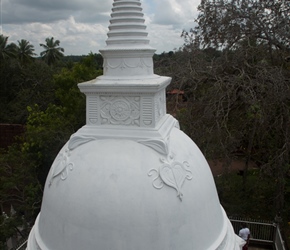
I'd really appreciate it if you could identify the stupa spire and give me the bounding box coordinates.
[100,0,155,77]
[107,0,149,47]
[76,0,172,133]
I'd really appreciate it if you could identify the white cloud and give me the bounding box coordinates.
[3,17,108,56]
[152,0,198,28]
[148,24,184,52]
[1,0,200,55]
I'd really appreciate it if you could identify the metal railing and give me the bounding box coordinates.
[9,237,27,250]
[274,225,286,250]
[229,217,287,250]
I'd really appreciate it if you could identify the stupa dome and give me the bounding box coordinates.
[27,128,241,250]
[27,0,244,249]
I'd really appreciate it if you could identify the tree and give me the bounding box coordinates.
[0,35,17,62]
[0,53,102,245]
[156,0,290,217]
[0,57,54,124]
[0,145,42,247]
[16,39,36,65]
[23,54,103,184]
[161,46,290,217]
[189,0,290,61]
[40,37,64,66]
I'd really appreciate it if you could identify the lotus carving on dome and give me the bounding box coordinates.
[148,154,193,201]
[49,147,74,186]
[48,136,97,186]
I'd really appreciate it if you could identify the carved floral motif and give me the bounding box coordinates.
[148,154,193,201]
[100,96,140,126]
[155,91,165,122]
[49,136,96,186]
[49,148,74,187]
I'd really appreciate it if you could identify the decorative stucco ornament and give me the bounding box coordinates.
[148,154,193,201]
[27,0,245,249]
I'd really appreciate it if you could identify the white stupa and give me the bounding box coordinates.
[27,0,244,249]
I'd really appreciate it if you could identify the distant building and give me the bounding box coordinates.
[0,124,24,149]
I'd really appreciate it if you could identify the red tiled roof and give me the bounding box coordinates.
[167,89,184,95]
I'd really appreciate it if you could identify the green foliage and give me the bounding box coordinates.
[23,54,103,184]
[0,145,41,215]
[0,59,54,124]
[53,53,102,128]
[23,104,73,183]
[0,145,41,246]
[0,59,22,122]
[0,35,17,62]
[0,27,103,247]
[157,0,290,220]
[0,213,24,248]
[16,39,36,65]
[40,37,64,66]
[215,170,278,219]
[0,48,103,245]
[193,0,290,53]
[173,48,290,214]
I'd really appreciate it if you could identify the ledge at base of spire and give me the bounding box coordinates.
[70,114,179,155]
[78,75,171,129]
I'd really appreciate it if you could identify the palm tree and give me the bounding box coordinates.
[0,35,17,62]
[16,39,37,64]
[40,37,64,66]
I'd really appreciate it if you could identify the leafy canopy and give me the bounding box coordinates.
[40,37,65,66]
[189,0,290,53]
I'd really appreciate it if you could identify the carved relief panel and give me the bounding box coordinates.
[103,57,154,77]
[155,90,166,124]
[87,95,99,125]
[86,93,164,128]
[100,96,141,126]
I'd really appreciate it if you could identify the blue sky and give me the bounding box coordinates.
[0,0,200,55]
